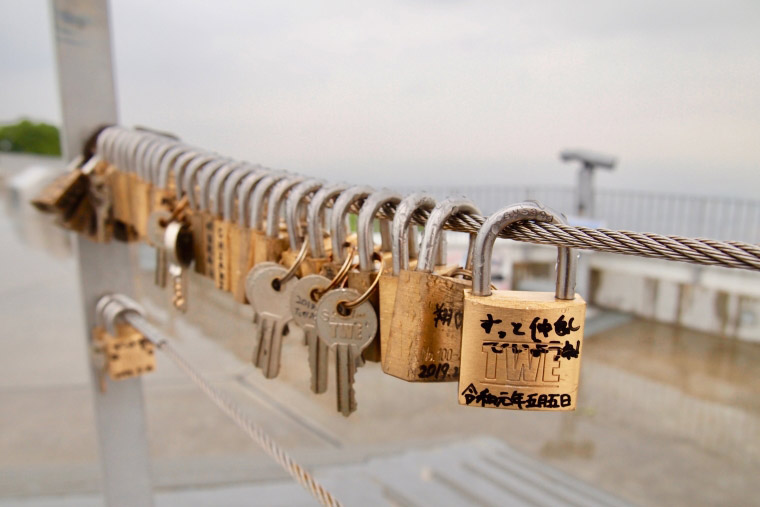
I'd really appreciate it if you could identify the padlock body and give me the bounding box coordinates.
[189,211,208,275]
[252,230,288,266]
[93,324,156,380]
[384,269,468,381]
[131,177,152,240]
[213,220,232,290]
[203,213,216,279]
[378,273,398,365]
[231,225,256,303]
[458,290,585,411]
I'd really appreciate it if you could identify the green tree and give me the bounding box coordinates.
[0,119,61,156]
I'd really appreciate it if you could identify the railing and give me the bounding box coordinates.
[397,185,760,244]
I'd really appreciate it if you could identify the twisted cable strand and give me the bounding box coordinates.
[123,313,343,507]
[100,128,760,272]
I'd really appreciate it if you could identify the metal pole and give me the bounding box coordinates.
[50,1,154,505]
[577,163,594,218]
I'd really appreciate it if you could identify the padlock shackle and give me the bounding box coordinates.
[147,139,180,187]
[248,172,286,231]
[235,168,269,227]
[417,198,481,273]
[285,179,324,250]
[329,185,374,262]
[158,145,191,189]
[197,158,231,212]
[391,193,437,275]
[471,201,576,299]
[177,152,212,209]
[207,161,243,217]
[133,135,159,182]
[357,190,402,271]
[265,175,305,238]
[222,167,254,222]
[307,183,348,258]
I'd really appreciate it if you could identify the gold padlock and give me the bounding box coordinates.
[247,173,287,270]
[92,323,156,381]
[176,151,215,275]
[349,189,401,362]
[280,179,324,275]
[197,158,231,280]
[253,175,304,266]
[305,183,349,277]
[385,198,480,382]
[229,169,270,302]
[213,165,252,291]
[130,134,161,240]
[458,202,585,411]
[379,192,437,365]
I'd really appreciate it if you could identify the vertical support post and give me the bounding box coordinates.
[577,164,594,219]
[50,1,154,506]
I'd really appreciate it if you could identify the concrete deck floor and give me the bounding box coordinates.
[0,204,758,506]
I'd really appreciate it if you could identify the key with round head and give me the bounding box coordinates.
[290,274,331,394]
[245,262,296,378]
[148,209,171,287]
[316,288,378,416]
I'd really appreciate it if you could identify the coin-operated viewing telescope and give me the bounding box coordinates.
[560,149,617,218]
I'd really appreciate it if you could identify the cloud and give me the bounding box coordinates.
[2,0,759,197]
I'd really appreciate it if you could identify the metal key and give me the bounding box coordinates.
[147,210,170,287]
[290,274,331,393]
[315,288,378,416]
[246,262,296,378]
[164,220,194,312]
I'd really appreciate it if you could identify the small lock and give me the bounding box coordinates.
[247,173,289,267]
[384,198,481,382]
[229,170,271,303]
[257,175,305,265]
[379,192,436,365]
[93,324,156,381]
[350,189,402,362]
[280,179,324,276]
[305,183,348,277]
[458,201,585,411]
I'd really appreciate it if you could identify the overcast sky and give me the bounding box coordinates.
[1,0,759,197]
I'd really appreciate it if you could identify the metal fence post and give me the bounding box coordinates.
[50,1,154,505]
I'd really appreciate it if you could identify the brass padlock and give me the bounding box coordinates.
[281,179,324,275]
[327,185,373,276]
[215,166,253,291]
[176,151,215,275]
[92,323,156,381]
[247,173,287,268]
[229,169,271,302]
[143,136,181,215]
[458,202,585,411]
[305,183,349,277]
[31,155,88,216]
[196,158,230,280]
[130,134,160,240]
[349,189,401,362]
[204,160,242,284]
[254,175,304,265]
[103,129,137,240]
[385,198,480,382]
[379,192,437,365]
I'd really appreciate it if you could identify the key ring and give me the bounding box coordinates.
[341,251,383,311]
[274,237,310,289]
[159,195,189,227]
[311,244,356,301]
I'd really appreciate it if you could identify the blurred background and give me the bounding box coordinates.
[1,1,759,505]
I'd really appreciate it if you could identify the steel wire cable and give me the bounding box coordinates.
[122,312,343,507]
[99,127,760,272]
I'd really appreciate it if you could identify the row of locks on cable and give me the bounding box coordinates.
[34,126,586,416]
